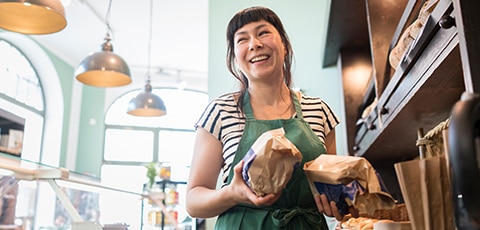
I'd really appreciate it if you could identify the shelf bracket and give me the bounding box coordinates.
[46,178,84,222]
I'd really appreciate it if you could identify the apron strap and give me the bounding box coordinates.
[291,91,303,119]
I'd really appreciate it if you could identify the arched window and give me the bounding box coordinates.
[101,87,209,228]
[0,39,44,159]
[0,31,65,229]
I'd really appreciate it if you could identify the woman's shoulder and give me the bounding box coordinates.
[209,92,238,106]
[203,92,240,113]
[215,92,238,101]
[297,91,324,105]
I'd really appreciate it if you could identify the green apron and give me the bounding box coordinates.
[214,91,329,230]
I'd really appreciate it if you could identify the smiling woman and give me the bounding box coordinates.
[186,6,342,230]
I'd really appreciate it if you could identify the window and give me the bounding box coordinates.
[0,40,44,111]
[101,87,208,228]
[0,34,58,229]
[0,39,44,158]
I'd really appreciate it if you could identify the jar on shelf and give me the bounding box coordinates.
[147,205,162,226]
[163,206,178,229]
[165,184,179,206]
[159,162,171,180]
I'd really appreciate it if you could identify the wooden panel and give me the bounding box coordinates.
[452,0,480,93]
[339,48,372,154]
[366,0,409,96]
[322,0,369,67]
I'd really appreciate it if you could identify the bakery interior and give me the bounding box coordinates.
[0,0,479,229]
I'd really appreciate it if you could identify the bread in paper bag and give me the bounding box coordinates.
[304,155,396,216]
[242,128,302,197]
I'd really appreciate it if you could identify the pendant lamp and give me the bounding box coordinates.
[0,0,66,34]
[74,0,131,87]
[127,0,166,117]
[127,80,167,116]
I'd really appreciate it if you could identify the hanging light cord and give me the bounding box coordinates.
[146,0,154,83]
[105,0,114,39]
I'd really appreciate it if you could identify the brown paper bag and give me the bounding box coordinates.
[304,155,396,216]
[394,156,454,230]
[242,128,302,196]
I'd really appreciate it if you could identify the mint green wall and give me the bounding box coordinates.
[75,86,106,176]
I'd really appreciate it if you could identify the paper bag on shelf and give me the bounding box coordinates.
[394,155,454,230]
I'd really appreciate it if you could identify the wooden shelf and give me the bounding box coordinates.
[323,0,478,200]
[354,0,465,165]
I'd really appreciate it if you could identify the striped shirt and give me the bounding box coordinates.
[195,92,340,186]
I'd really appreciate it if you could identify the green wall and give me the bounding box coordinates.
[75,86,106,176]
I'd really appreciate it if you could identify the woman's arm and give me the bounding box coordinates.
[325,129,337,155]
[186,128,279,218]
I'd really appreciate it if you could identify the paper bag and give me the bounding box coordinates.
[304,155,396,216]
[394,156,454,230]
[242,128,302,196]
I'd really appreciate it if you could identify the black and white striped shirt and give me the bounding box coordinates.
[195,92,340,186]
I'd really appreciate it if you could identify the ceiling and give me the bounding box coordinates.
[30,0,209,90]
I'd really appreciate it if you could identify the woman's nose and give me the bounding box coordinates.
[249,38,263,50]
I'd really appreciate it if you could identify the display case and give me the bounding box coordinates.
[0,152,143,229]
[141,180,195,230]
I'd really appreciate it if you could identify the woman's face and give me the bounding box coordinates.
[233,20,285,83]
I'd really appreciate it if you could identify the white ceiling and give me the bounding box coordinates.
[30,0,209,90]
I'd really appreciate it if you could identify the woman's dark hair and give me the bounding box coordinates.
[226,6,294,113]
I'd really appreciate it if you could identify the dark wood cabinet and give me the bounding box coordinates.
[324,0,479,200]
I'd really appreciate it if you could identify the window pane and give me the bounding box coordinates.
[104,129,154,162]
[0,40,44,111]
[100,165,146,229]
[158,130,195,181]
[158,130,195,165]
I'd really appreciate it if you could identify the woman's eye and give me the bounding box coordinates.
[259,31,270,36]
[236,38,246,44]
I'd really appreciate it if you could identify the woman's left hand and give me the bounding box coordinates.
[314,194,359,221]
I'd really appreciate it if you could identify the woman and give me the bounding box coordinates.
[186,6,351,229]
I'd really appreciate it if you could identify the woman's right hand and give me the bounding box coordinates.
[228,160,282,206]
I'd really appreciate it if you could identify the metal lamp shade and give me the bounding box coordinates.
[75,36,132,87]
[75,51,132,87]
[0,0,66,34]
[127,83,166,116]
